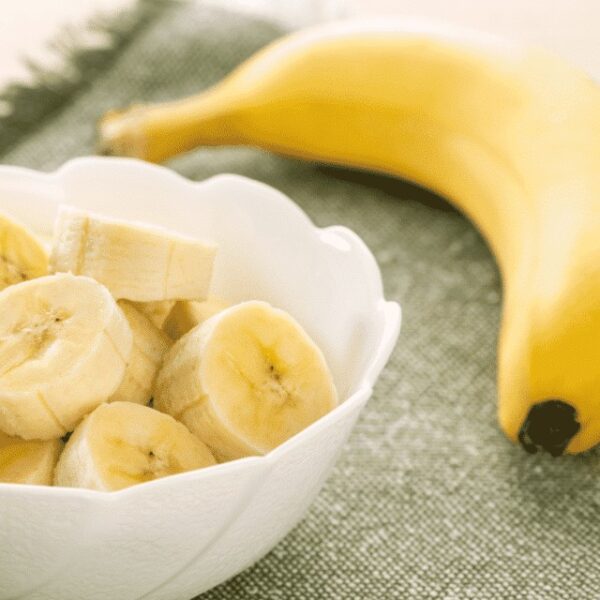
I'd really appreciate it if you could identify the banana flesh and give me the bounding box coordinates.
[154,301,338,461]
[0,274,132,440]
[131,300,176,329]
[0,431,62,485]
[163,297,229,340]
[0,212,48,290]
[109,301,172,405]
[50,205,217,302]
[0,198,341,485]
[54,401,216,491]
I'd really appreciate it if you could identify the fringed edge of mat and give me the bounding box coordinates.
[0,0,178,157]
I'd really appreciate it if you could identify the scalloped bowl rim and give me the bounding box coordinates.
[0,157,401,500]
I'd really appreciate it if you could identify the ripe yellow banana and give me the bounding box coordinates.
[154,301,338,461]
[0,274,132,440]
[100,21,600,456]
[50,205,217,302]
[0,211,48,290]
[54,401,216,491]
[0,431,62,485]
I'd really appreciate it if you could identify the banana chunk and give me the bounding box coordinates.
[0,274,133,440]
[50,205,217,302]
[109,301,172,405]
[163,297,230,340]
[54,401,216,491]
[0,212,48,291]
[154,301,338,461]
[0,431,62,485]
[131,300,176,329]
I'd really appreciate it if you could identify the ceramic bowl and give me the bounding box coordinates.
[0,157,400,600]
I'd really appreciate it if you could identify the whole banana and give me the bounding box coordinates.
[100,21,600,455]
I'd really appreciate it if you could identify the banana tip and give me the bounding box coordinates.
[518,399,580,457]
[96,109,146,159]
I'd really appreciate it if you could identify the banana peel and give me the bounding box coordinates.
[99,21,600,455]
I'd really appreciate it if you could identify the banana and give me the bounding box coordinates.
[163,297,229,340]
[154,301,338,461]
[0,274,132,440]
[50,205,217,302]
[109,301,172,405]
[0,431,62,485]
[100,22,600,455]
[0,211,48,290]
[54,401,216,491]
[131,300,176,329]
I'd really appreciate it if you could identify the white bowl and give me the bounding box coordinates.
[0,157,400,600]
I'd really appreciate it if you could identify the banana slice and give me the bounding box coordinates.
[50,205,217,302]
[163,297,230,340]
[154,301,338,461]
[0,212,48,291]
[0,431,62,485]
[54,401,216,491]
[131,300,176,329]
[0,274,133,440]
[109,301,172,405]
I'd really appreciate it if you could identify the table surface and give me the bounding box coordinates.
[1,0,599,92]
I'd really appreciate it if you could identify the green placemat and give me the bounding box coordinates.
[2,2,600,598]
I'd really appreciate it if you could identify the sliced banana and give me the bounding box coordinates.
[50,205,217,302]
[0,431,62,485]
[131,300,176,329]
[0,212,48,291]
[54,401,216,491]
[0,274,133,440]
[163,297,230,340]
[154,301,338,461]
[109,301,172,405]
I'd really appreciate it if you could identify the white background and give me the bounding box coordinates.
[0,0,598,88]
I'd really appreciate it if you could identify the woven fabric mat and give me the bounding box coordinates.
[2,2,599,598]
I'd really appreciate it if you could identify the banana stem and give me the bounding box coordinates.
[98,85,239,163]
